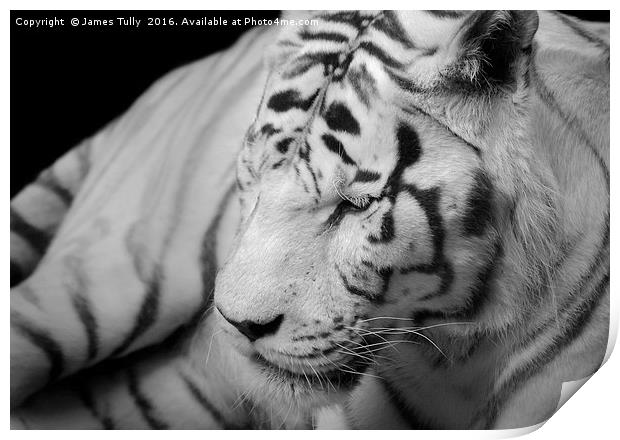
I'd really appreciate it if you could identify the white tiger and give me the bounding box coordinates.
[10,10,609,429]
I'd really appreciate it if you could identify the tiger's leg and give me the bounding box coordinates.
[11,317,252,429]
[11,137,92,286]
[10,175,240,408]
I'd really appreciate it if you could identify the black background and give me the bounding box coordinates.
[10,10,609,196]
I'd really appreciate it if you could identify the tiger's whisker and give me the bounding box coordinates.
[336,366,384,381]
[308,363,325,390]
[204,328,223,368]
[334,343,378,364]
[359,316,415,323]
[345,326,393,346]
[379,329,448,359]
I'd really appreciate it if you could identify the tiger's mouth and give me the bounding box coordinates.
[251,351,370,391]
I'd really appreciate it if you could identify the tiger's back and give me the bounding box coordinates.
[10,24,275,408]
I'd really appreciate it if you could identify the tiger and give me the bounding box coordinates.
[10,10,609,429]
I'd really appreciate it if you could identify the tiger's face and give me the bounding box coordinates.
[213,11,542,415]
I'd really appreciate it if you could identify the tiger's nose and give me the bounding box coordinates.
[219,309,284,342]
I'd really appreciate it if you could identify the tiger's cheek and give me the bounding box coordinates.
[386,191,436,265]
[382,271,442,309]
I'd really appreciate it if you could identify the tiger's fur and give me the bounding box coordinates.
[11,11,609,429]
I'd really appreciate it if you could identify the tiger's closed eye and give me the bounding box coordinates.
[324,194,379,231]
[342,195,378,211]
[339,194,378,211]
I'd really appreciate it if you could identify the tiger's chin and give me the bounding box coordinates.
[204,329,360,425]
[241,347,362,411]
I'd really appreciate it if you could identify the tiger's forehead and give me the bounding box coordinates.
[259,12,415,143]
[276,10,471,54]
[246,10,481,199]
[256,22,402,186]
[262,10,474,119]
[272,11,472,72]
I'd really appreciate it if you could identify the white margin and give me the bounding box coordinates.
[4,1,616,439]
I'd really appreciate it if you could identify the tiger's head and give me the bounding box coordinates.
[212,10,562,418]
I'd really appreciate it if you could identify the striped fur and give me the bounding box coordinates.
[11,11,608,429]
[11,25,277,426]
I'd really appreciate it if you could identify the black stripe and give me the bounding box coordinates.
[393,97,481,157]
[337,266,375,301]
[267,89,318,113]
[385,122,422,192]
[275,137,295,154]
[324,101,360,135]
[283,56,324,79]
[127,368,169,429]
[372,11,416,49]
[330,53,357,80]
[411,240,503,324]
[323,200,357,231]
[10,208,51,255]
[386,67,427,95]
[378,123,454,301]
[377,266,393,299]
[298,30,350,44]
[244,123,258,146]
[556,222,609,329]
[304,158,322,197]
[482,236,607,421]
[64,254,100,361]
[423,46,439,56]
[196,183,237,321]
[353,169,381,183]
[357,41,404,69]
[382,378,435,428]
[484,273,609,428]
[11,312,64,383]
[456,334,486,362]
[181,373,241,429]
[417,264,454,302]
[112,267,162,357]
[368,208,395,243]
[298,141,311,163]
[462,170,494,237]
[346,64,378,108]
[530,56,608,186]
[529,56,609,344]
[290,51,352,79]
[338,260,393,303]
[71,294,99,361]
[400,186,454,301]
[321,134,356,165]
[516,227,607,354]
[36,169,73,205]
[552,11,609,54]
[294,162,311,194]
[458,241,502,319]
[260,123,281,138]
[78,386,115,429]
[272,158,286,169]
[10,260,24,287]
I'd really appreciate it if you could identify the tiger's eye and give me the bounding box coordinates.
[341,195,376,211]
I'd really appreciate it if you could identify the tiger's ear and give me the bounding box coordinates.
[455,10,539,88]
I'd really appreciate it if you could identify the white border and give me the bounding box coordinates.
[4,1,616,438]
